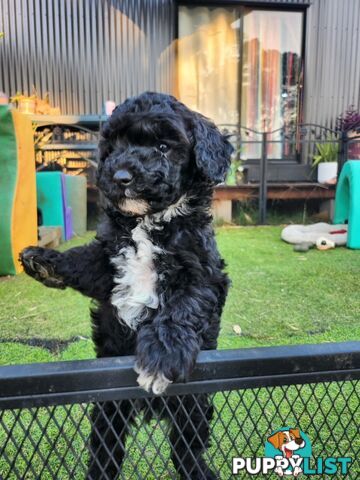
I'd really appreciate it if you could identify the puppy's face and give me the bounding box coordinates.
[97,93,233,216]
[97,113,192,215]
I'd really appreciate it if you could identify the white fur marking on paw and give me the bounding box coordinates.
[152,373,172,395]
[136,369,172,395]
[136,369,154,392]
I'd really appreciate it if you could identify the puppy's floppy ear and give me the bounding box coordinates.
[192,115,233,184]
[267,432,282,450]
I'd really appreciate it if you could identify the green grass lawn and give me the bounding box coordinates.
[0,226,359,365]
[0,227,359,479]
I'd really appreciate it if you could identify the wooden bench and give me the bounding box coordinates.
[213,183,336,222]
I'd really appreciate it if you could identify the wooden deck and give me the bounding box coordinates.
[214,183,336,201]
[212,183,336,222]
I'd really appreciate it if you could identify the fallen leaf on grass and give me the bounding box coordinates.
[233,325,242,335]
[288,324,300,331]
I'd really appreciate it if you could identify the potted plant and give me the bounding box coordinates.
[336,105,360,159]
[226,157,244,185]
[10,92,36,114]
[226,144,245,186]
[10,90,61,115]
[312,140,339,183]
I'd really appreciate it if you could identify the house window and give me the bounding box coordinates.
[177,5,304,159]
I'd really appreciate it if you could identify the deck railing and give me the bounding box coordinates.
[219,124,360,224]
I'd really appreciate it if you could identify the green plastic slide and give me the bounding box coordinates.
[334,160,360,249]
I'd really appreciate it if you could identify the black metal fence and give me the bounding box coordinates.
[220,124,360,224]
[0,342,359,479]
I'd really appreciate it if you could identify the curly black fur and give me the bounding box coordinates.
[20,92,232,479]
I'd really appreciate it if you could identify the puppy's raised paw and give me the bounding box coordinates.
[20,247,52,277]
[135,366,172,395]
[20,247,65,289]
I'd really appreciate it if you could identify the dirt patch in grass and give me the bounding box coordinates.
[0,336,90,354]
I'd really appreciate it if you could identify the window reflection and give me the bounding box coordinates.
[177,6,303,160]
[177,6,240,126]
[241,9,303,158]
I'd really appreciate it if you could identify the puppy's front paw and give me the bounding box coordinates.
[135,323,198,395]
[20,247,65,288]
[20,247,53,277]
[135,365,172,395]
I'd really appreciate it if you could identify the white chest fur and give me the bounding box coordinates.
[110,221,162,330]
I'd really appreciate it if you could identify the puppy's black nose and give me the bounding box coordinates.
[113,169,133,186]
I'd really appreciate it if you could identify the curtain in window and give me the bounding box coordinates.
[177,7,303,159]
[177,6,239,127]
[241,9,302,157]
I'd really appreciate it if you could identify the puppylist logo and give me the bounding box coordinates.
[232,427,352,477]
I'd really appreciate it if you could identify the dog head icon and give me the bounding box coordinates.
[268,428,305,459]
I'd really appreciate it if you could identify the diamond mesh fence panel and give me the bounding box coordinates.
[0,380,359,479]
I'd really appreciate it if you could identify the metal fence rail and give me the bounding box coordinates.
[220,123,360,224]
[0,342,359,479]
[32,119,360,224]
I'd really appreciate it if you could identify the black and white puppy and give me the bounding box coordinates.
[20,92,233,479]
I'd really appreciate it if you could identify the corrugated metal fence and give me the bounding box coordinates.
[304,0,360,126]
[0,0,175,114]
[1,0,360,123]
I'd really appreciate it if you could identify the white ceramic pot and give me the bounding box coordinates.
[317,162,338,183]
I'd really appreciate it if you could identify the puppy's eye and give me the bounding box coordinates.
[158,143,169,153]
